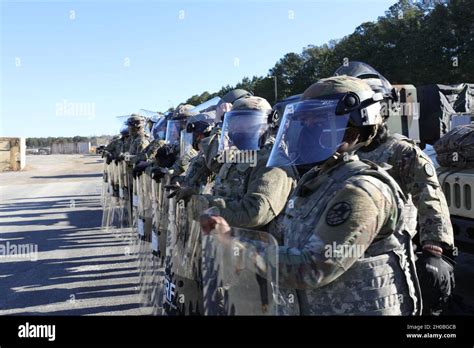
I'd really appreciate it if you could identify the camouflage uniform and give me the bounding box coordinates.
[134,138,166,164]
[104,136,124,158]
[128,130,150,156]
[358,133,454,249]
[195,141,297,229]
[202,127,223,174]
[170,147,198,178]
[122,135,131,153]
[270,154,420,315]
[184,151,213,189]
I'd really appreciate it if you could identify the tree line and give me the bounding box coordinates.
[184,0,473,106]
[26,136,112,148]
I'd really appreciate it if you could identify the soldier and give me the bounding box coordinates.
[146,104,195,182]
[335,61,455,315]
[202,76,422,315]
[201,89,252,175]
[127,114,150,156]
[103,126,129,164]
[191,95,297,229]
[133,112,170,167]
[168,111,216,198]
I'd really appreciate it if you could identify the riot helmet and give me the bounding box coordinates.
[267,76,384,168]
[219,96,275,152]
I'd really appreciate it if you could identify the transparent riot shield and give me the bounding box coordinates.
[148,175,171,315]
[102,162,122,233]
[137,171,155,308]
[118,160,132,231]
[161,201,203,315]
[134,173,147,293]
[202,225,279,315]
[101,161,113,229]
[101,161,109,207]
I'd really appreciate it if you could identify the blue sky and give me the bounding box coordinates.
[0,0,396,137]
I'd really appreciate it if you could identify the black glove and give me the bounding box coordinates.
[416,250,455,316]
[105,153,113,165]
[156,144,177,168]
[133,162,149,178]
[167,185,195,202]
[151,167,166,182]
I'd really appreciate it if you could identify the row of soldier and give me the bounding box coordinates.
[101,61,455,316]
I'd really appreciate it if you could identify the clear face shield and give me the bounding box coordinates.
[179,129,194,158]
[267,100,351,167]
[152,117,167,141]
[119,122,129,138]
[165,120,183,146]
[218,110,269,152]
[189,96,222,114]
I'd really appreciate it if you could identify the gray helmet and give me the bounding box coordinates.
[219,89,253,105]
[172,104,195,120]
[127,114,145,128]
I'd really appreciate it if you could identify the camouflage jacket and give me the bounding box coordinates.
[184,151,213,190]
[358,133,454,249]
[198,142,298,229]
[201,128,223,174]
[128,132,150,156]
[170,147,198,178]
[104,137,124,158]
[134,138,166,164]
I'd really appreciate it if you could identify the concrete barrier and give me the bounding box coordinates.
[0,137,26,171]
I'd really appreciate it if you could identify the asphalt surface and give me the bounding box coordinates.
[0,155,150,315]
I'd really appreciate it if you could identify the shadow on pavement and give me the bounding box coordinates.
[0,193,142,315]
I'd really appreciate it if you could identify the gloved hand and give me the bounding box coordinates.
[117,152,126,161]
[105,153,113,165]
[151,166,166,182]
[416,248,455,316]
[156,144,177,168]
[167,184,196,202]
[133,161,149,178]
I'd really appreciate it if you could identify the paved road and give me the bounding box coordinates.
[0,155,149,315]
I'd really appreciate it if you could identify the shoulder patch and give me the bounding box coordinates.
[326,202,352,226]
[424,163,435,177]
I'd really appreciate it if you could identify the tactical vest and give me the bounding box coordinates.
[282,158,422,315]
